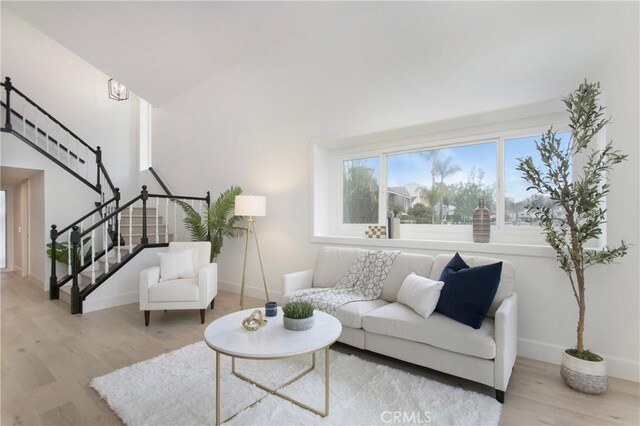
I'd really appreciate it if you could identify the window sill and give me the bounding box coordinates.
[310,235,557,259]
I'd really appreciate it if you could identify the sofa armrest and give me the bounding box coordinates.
[494,293,518,391]
[282,269,314,297]
[139,266,160,309]
[198,263,218,306]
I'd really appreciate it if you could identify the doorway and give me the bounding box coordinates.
[1,166,44,280]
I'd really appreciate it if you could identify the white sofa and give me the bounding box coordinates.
[282,246,517,403]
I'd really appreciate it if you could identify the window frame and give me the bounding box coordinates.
[332,124,573,244]
[139,98,153,171]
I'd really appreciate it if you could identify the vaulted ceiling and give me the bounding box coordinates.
[4,1,635,107]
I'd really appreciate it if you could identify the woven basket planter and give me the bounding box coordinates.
[560,350,608,394]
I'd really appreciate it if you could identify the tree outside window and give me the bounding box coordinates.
[342,158,379,224]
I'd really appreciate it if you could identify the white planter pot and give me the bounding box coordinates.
[283,315,314,331]
[560,350,608,394]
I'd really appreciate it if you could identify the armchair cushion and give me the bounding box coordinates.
[159,249,194,281]
[149,278,199,302]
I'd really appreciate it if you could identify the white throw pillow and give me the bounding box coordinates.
[397,273,444,319]
[159,249,194,281]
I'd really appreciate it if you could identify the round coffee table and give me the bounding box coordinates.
[204,308,342,425]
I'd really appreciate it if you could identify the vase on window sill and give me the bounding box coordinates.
[473,198,490,243]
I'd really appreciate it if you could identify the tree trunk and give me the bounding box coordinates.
[576,268,586,353]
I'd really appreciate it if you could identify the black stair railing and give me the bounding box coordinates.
[51,185,209,314]
[49,191,120,300]
[1,76,115,195]
[148,167,173,197]
[2,76,209,314]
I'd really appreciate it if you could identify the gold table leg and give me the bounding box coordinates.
[216,347,330,424]
[216,351,221,426]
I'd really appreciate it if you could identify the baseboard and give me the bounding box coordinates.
[27,274,45,290]
[518,337,639,382]
[218,280,283,304]
[83,292,139,313]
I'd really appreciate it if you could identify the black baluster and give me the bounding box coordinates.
[96,146,102,192]
[3,77,12,130]
[114,188,121,246]
[206,191,211,241]
[141,185,149,245]
[70,226,82,314]
[49,225,59,300]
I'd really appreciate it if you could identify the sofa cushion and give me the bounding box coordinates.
[313,246,366,288]
[430,254,515,318]
[381,252,435,302]
[436,253,502,329]
[397,274,444,319]
[362,302,496,359]
[149,278,199,302]
[334,299,389,329]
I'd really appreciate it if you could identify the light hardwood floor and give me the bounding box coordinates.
[1,271,638,425]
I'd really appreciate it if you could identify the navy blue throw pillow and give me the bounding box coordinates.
[435,253,502,329]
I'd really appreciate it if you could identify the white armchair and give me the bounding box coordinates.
[139,242,218,326]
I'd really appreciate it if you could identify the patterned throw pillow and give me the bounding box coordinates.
[435,253,502,329]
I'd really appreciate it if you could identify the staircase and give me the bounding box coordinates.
[1,76,209,314]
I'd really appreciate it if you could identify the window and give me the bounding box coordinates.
[139,98,152,171]
[503,131,571,226]
[313,99,579,245]
[387,143,496,225]
[342,157,379,224]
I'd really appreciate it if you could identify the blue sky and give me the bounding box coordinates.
[347,131,571,203]
[387,142,497,189]
[504,131,571,201]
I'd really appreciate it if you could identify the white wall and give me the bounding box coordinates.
[152,2,639,380]
[1,11,143,285]
[1,186,14,270]
[27,172,44,284]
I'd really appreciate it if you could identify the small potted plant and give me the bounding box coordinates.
[282,301,315,331]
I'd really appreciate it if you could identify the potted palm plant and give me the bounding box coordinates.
[282,301,315,331]
[517,81,628,394]
[177,186,244,262]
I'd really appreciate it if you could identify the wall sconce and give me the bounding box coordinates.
[108,78,129,101]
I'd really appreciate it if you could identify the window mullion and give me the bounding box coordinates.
[497,136,505,231]
[379,153,387,226]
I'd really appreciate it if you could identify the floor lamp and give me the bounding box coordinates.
[235,195,270,309]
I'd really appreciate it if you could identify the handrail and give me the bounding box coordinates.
[148,167,172,196]
[78,192,207,238]
[152,193,207,201]
[57,196,117,235]
[0,101,86,164]
[6,127,100,192]
[6,84,97,154]
[99,163,116,192]
[2,76,103,194]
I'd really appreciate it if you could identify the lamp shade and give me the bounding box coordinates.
[235,195,266,217]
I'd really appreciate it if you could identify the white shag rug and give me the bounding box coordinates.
[91,342,501,425]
